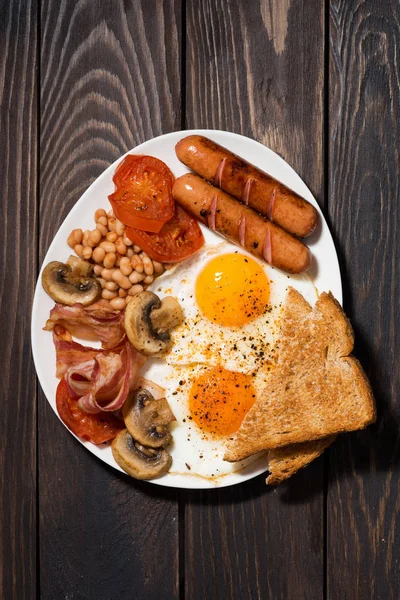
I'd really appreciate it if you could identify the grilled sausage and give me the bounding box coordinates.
[172,174,311,274]
[175,135,318,238]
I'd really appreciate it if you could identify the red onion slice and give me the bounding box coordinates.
[242,178,254,205]
[213,158,226,187]
[266,187,276,221]
[207,195,217,230]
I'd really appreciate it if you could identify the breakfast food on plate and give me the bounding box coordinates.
[111,379,176,479]
[44,300,125,347]
[108,155,175,232]
[266,438,336,485]
[224,288,376,471]
[124,291,184,356]
[67,207,167,311]
[42,256,101,306]
[141,242,318,480]
[38,141,375,486]
[125,204,204,263]
[175,135,318,237]
[172,173,311,274]
[258,288,336,484]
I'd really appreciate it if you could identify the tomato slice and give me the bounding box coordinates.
[125,204,204,263]
[109,155,175,233]
[56,378,124,444]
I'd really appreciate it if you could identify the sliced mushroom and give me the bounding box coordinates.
[112,429,172,480]
[124,291,184,355]
[42,257,101,306]
[123,387,175,448]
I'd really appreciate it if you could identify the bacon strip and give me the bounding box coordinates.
[238,215,246,247]
[53,325,146,414]
[53,326,101,378]
[44,300,125,348]
[207,195,217,230]
[213,157,227,187]
[242,178,254,206]
[263,228,272,265]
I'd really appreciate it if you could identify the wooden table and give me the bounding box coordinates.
[2,1,399,598]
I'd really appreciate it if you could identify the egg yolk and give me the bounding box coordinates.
[189,366,256,437]
[195,253,270,326]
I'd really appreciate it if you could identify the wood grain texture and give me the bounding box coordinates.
[328,1,400,599]
[39,1,181,598]
[0,1,38,599]
[184,1,326,598]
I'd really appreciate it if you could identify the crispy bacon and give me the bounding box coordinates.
[53,325,146,414]
[44,300,125,348]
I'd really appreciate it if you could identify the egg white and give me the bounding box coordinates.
[141,232,318,482]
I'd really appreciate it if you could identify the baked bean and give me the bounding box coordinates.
[105,281,118,291]
[74,244,84,257]
[115,254,122,267]
[101,268,115,282]
[152,261,164,274]
[126,247,134,258]
[108,217,116,232]
[96,277,106,288]
[99,241,116,253]
[95,208,107,221]
[115,238,127,255]
[119,288,128,298]
[97,215,108,225]
[115,219,125,237]
[133,245,141,254]
[88,229,102,247]
[110,297,126,311]
[141,255,154,276]
[93,264,103,275]
[123,234,133,246]
[131,255,144,272]
[103,252,117,269]
[128,284,144,296]
[119,257,133,276]
[129,271,145,284]
[144,274,154,285]
[107,209,115,218]
[102,289,118,300]
[82,246,93,260]
[67,228,83,248]
[112,270,131,289]
[92,246,106,264]
[96,222,108,237]
[106,231,118,243]
[82,230,91,247]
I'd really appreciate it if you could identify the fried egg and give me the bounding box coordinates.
[142,237,318,483]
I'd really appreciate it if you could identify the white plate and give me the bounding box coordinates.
[31,129,342,489]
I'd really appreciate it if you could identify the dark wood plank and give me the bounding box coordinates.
[184,1,326,598]
[39,1,182,598]
[0,1,38,599]
[328,1,400,599]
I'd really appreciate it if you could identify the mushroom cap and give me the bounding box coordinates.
[123,387,175,448]
[112,429,172,479]
[42,258,101,306]
[124,291,184,356]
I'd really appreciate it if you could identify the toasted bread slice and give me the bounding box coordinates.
[265,288,335,484]
[224,289,375,463]
[266,436,335,485]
